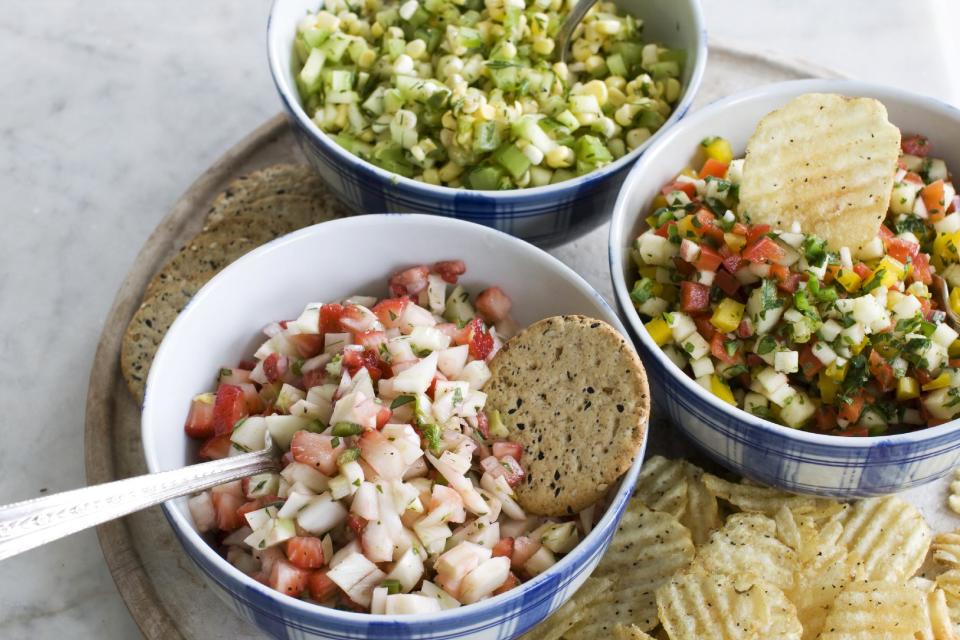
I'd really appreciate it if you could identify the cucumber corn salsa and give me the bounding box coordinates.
[293,0,684,189]
[184,262,586,613]
[632,135,960,435]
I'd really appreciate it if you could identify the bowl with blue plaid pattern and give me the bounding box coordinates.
[267,0,707,248]
[610,79,960,497]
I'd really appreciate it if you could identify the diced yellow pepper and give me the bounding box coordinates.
[702,137,734,164]
[645,317,672,346]
[864,256,905,290]
[950,287,960,317]
[710,375,736,405]
[949,339,960,358]
[677,214,697,239]
[651,194,669,210]
[660,284,678,303]
[922,372,952,391]
[850,337,869,356]
[818,373,838,403]
[896,376,920,400]
[649,281,664,297]
[826,360,848,382]
[835,269,862,293]
[638,266,658,280]
[680,167,697,179]
[710,297,746,333]
[724,232,746,253]
[934,231,959,263]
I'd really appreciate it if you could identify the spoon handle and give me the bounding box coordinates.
[0,449,275,562]
[556,0,599,64]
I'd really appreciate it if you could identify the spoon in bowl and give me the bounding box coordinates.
[555,0,599,65]
[0,435,278,562]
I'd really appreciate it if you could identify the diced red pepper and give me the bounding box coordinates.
[660,181,697,199]
[654,220,677,238]
[798,344,824,380]
[694,210,725,243]
[699,158,729,179]
[885,238,920,263]
[746,224,772,244]
[742,236,785,264]
[710,332,741,365]
[910,252,933,285]
[694,245,724,272]
[777,272,802,294]
[722,253,743,274]
[853,262,872,281]
[680,281,711,313]
[901,134,930,157]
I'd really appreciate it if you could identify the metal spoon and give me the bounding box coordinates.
[932,274,960,333]
[555,0,598,65]
[0,438,277,562]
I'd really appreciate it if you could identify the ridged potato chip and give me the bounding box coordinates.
[935,570,960,624]
[933,531,960,568]
[692,512,797,592]
[633,456,688,518]
[738,93,901,255]
[917,588,958,640]
[522,577,613,640]
[679,462,722,546]
[786,521,856,640]
[817,580,926,640]
[831,496,931,582]
[576,498,696,633]
[611,624,657,640]
[702,473,841,519]
[656,570,802,639]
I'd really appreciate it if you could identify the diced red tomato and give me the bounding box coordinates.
[308,570,339,601]
[868,351,896,391]
[798,344,824,379]
[287,334,324,359]
[742,236,785,264]
[213,384,247,436]
[721,252,743,274]
[901,134,930,157]
[776,272,802,294]
[285,537,326,570]
[736,319,753,338]
[492,537,515,558]
[746,224,772,244]
[694,245,724,272]
[492,441,523,462]
[371,298,408,329]
[878,225,895,241]
[714,269,741,296]
[198,434,233,460]
[660,180,697,199]
[813,405,838,432]
[838,393,865,423]
[211,491,245,531]
[680,281,710,312]
[710,332,741,365]
[346,514,367,538]
[837,426,869,437]
[319,304,346,333]
[476,286,513,323]
[431,260,466,284]
[388,265,430,297]
[270,559,310,597]
[493,572,520,596]
[922,180,949,215]
[263,353,288,383]
[693,315,717,341]
[291,431,344,475]
[699,158,729,179]
[910,253,933,285]
[184,396,216,439]
[654,220,677,238]
[885,238,920,263]
[672,257,697,277]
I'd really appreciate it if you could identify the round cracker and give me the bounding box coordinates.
[484,315,649,516]
[205,163,341,224]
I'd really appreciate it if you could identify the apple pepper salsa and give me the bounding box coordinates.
[630,134,960,435]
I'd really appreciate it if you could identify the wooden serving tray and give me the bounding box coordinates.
[85,44,922,640]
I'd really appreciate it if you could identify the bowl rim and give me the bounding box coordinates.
[143,212,645,625]
[609,78,960,449]
[265,0,708,201]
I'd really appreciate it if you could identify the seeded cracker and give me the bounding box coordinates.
[484,315,649,516]
[738,93,901,255]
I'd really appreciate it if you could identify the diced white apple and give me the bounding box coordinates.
[774,350,799,374]
[360,430,406,480]
[768,383,798,407]
[265,415,311,451]
[419,580,461,609]
[636,232,679,266]
[398,302,438,333]
[295,302,323,334]
[385,593,443,614]
[819,319,843,342]
[381,423,424,466]
[678,331,710,361]
[297,493,348,534]
[666,312,697,342]
[245,472,280,499]
[811,342,837,366]
[371,587,388,615]
[932,322,959,348]
[362,520,396,563]
[277,490,313,519]
[757,367,788,394]
[231,416,268,452]
[280,462,329,493]
[244,505,278,531]
[275,384,306,413]
[539,522,579,554]
[350,481,380,520]
[410,326,451,353]
[329,460,365,500]
[432,380,470,422]
[437,345,469,378]
[188,492,216,533]
[324,332,351,354]
[523,546,556,576]
[328,390,368,427]
[392,352,439,394]
[779,392,815,428]
[679,238,701,263]
[385,547,425,593]
[459,556,511,604]
[329,539,361,568]
[456,360,492,391]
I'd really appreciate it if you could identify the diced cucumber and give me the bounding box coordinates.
[473,121,502,153]
[443,285,475,325]
[494,143,532,180]
[265,415,312,451]
[466,165,505,190]
[298,49,327,92]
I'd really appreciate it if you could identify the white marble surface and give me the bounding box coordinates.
[0,1,956,638]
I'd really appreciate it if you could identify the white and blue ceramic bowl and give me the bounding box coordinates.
[267,0,707,248]
[142,214,646,639]
[610,79,960,498]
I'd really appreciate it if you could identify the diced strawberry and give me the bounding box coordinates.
[901,134,930,157]
[910,252,933,285]
[435,323,459,338]
[343,348,391,381]
[285,536,326,569]
[213,384,248,436]
[347,514,367,538]
[339,305,378,334]
[493,571,520,596]
[320,303,346,333]
[389,265,430,297]
[238,359,257,371]
[699,158,729,179]
[742,236,785,264]
[372,298,408,329]
[714,269,741,296]
[511,536,540,570]
[660,180,697,198]
[476,411,490,440]
[291,431,344,476]
[736,319,753,339]
[476,286,513,323]
[694,245,724,272]
[184,396,216,439]
[457,318,494,360]
[198,435,233,460]
[680,281,710,313]
[211,491,245,531]
[218,368,252,385]
[492,440,523,462]
[492,537,515,558]
[308,570,339,601]
[289,334,324,359]
[238,382,265,414]
[498,455,525,487]
[355,330,388,351]
[432,260,466,284]
[301,368,325,390]
[262,353,289,384]
[270,559,310,597]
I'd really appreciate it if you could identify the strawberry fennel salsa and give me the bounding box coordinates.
[183,262,585,613]
[631,135,960,435]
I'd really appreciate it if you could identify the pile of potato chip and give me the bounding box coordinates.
[524,456,960,640]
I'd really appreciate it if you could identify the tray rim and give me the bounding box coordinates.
[83,43,839,639]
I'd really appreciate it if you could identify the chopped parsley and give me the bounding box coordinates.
[391,394,416,409]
